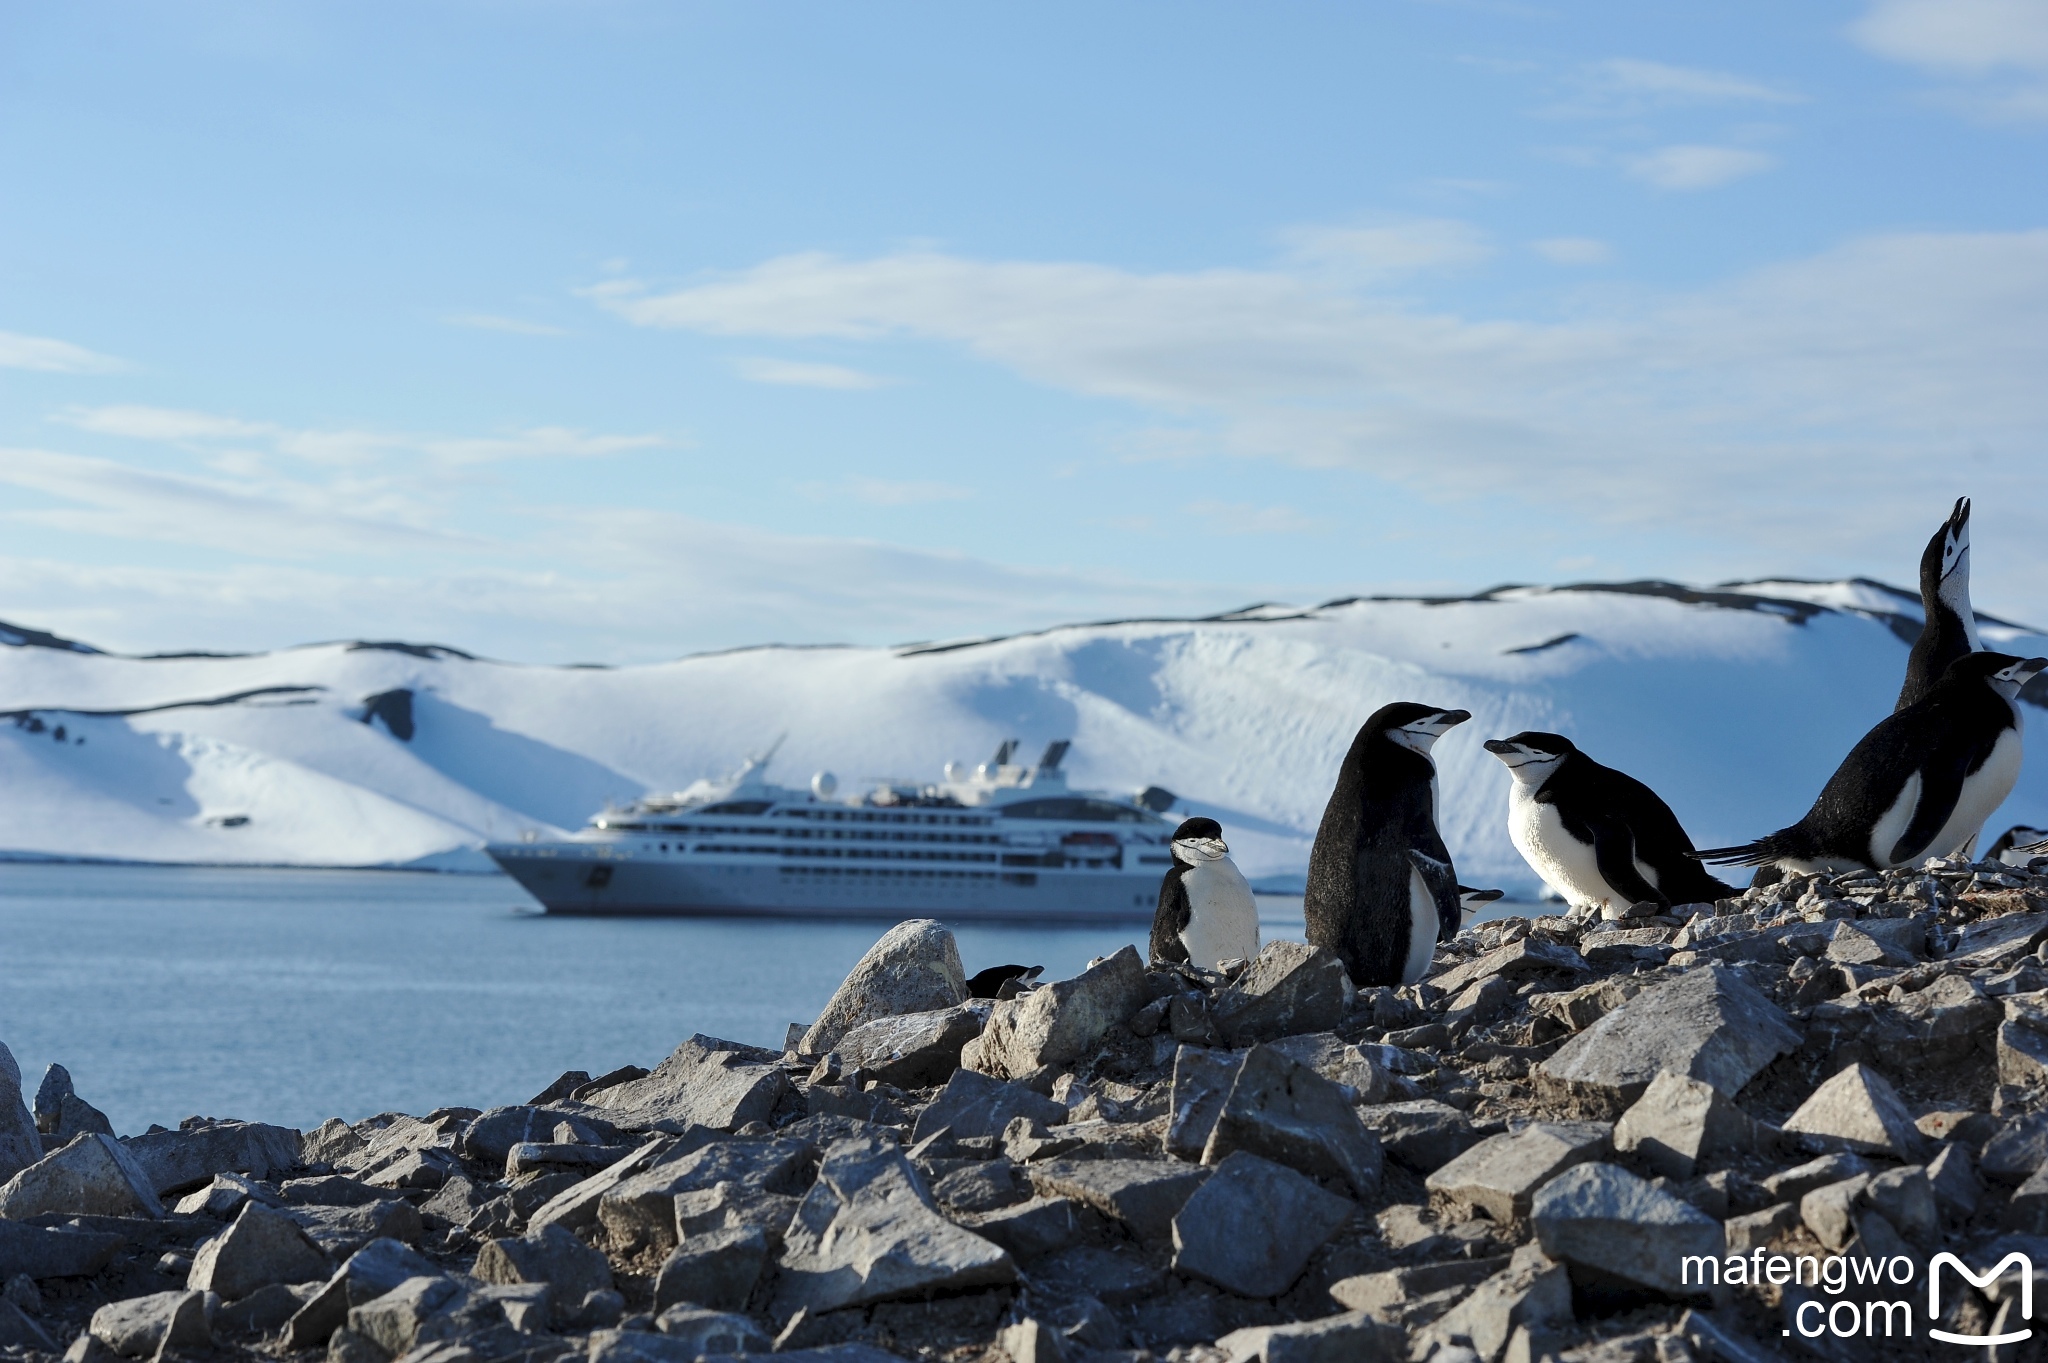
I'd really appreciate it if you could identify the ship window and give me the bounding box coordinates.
[701,801,772,815]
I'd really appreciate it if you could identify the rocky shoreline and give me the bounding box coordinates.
[8,855,2048,1363]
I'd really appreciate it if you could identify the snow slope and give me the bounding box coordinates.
[4,580,2045,898]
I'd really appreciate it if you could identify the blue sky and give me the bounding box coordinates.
[3,0,2045,661]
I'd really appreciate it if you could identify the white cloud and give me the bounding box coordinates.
[732,356,894,390]
[1532,236,1613,264]
[1591,58,1802,105]
[443,313,568,336]
[795,477,974,506]
[1625,145,1777,190]
[59,405,273,441]
[1852,0,2048,119]
[0,330,123,374]
[1280,218,1492,280]
[1181,502,1330,536]
[586,229,2048,580]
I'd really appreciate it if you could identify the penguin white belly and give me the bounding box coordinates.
[1508,791,1617,910]
[1867,771,1924,869]
[1402,865,1438,985]
[1927,728,2025,865]
[1178,858,1260,970]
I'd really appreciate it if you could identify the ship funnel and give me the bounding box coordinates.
[811,771,839,799]
[990,738,1018,767]
[1037,740,1070,772]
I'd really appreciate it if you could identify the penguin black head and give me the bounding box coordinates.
[1940,651,2048,700]
[1170,816,1228,864]
[1364,702,1471,755]
[1481,730,1576,784]
[1921,496,1971,592]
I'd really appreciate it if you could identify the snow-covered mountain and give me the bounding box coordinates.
[4,578,2045,899]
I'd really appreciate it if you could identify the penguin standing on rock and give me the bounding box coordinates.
[1698,652,2048,875]
[1483,731,1733,914]
[1898,497,1981,713]
[1988,825,2048,867]
[1149,817,1259,970]
[1305,703,1471,987]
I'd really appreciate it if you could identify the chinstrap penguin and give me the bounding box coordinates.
[1898,496,1981,713]
[1304,702,1471,987]
[1698,652,2047,875]
[1483,731,1734,914]
[1149,817,1260,970]
[966,964,1042,999]
[1988,825,2048,867]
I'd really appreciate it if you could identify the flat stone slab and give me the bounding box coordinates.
[1171,1151,1354,1298]
[1164,1046,1245,1162]
[0,1219,126,1280]
[1202,1044,1382,1198]
[187,1200,331,1301]
[0,1133,162,1220]
[967,946,1148,1082]
[579,1036,793,1133]
[1531,1162,1724,1297]
[1425,1122,1612,1221]
[1354,1100,1480,1175]
[1780,1063,1923,1159]
[1027,1158,1210,1242]
[835,1004,989,1089]
[1210,941,1349,1047]
[1539,965,1801,1111]
[122,1120,302,1195]
[912,1068,1066,1144]
[1432,938,1590,997]
[1613,1071,1759,1179]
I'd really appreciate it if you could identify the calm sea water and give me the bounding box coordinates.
[0,864,1315,1135]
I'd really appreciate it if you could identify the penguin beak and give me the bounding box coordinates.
[1440,710,1472,726]
[2020,658,2048,680]
[1481,739,1517,756]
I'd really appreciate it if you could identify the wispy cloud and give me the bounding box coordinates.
[586,228,2048,579]
[1625,145,1776,190]
[732,356,895,390]
[1532,237,1614,264]
[1181,501,1331,536]
[0,329,124,374]
[1590,58,1802,106]
[56,405,667,467]
[1280,218,1492,280]
[1852,0,2048,121]
[795,477,973,506]
[443,313,568,336]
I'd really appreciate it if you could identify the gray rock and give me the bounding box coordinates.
[362,1148,454,1191]
[474,1280,551,1333]
[529,1136,688,1232]
[0,1046,41,1185]
[586,1327,712,1363]
[174,1171,274,1218]
[1780,1063,1923,1158]
[346,1275,481,1358]
[771,1137,1013,1314]
[1865,1165,1937,1243]
[0,1298,55,1352]
[1723,1202,1799,1253]
[331,1115,444,1181]
[579,1037,793,1133]
[1164,1046,1245,1161]
[654,1306,772,1355]
[1419,1243,1572,1363]
[188,1199,332,1300]
[216,1280,323,1337]
[283,1238,443,1349]
[1031,1243,1165,1304]
[1425,1122,1612,1221]
[652,1225,768,1312]
[1327,1255,1508,1320]
[1027,1158,1209,1242]
[1216,1312,1402,1363]
[672,1182,803,1242]
[957,1194,1079,1260]
[997,1319,1067,1363]
[3,1274,37,1311]
[1431,938,1589,998]
[1825,921,1914,967]
[930,1158,1026,1213]
[1209,941,1348,1047]
[418,1175,490,1228]
[1530,1162,1723,1297]
[40,1084,115,1145]
[1998,1019,2048,1090]
[1981,1109,2048,1185]
[910,1068,1066,1144]
[0,1133,162,1219]
[1760,1151,1869,1203]
[1202,1043,1382,1198]
[282,1175,387,1207]
[1798,1174,1872,1250]
[281,1199,425,1257]
[1926,1142,1980,1220]
[1613,1071,1759,1179]
[1539,965,1801,1112]
[0,1220,125,1280]
[598,1136,811,1256]
[303,1119,369,1167]
[1267,1033,1393,1104]
[90,1290,211,1357]
[456,1105,605,1170]
[799,920,968,1056]
[474,1222,613,1312]
[966,946,1147,1084]
[1355,1100,1480,1174]
[122,1119,302,1194]
[1170,1151,1353,1297]
[832,1003,989,1088]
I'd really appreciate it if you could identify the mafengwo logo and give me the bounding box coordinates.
[1927,1252,2031,1347]
[1682,1248,2034,1344]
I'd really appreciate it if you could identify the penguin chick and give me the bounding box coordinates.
[1899,496,1979,712]
[1304,702,1471,988]
[1483,731,1734,914]
[1149,817,1259,970]
[1700,652,2047,875]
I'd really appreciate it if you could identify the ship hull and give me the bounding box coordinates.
[486,842,1160,921]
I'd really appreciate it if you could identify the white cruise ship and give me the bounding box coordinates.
[484,739,1178,919]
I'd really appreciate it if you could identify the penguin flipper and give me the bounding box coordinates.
[1887,744,1979,866]
[1149,878,1192,966]
[1588,816,1668,909]
[1409,850,1461,943]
